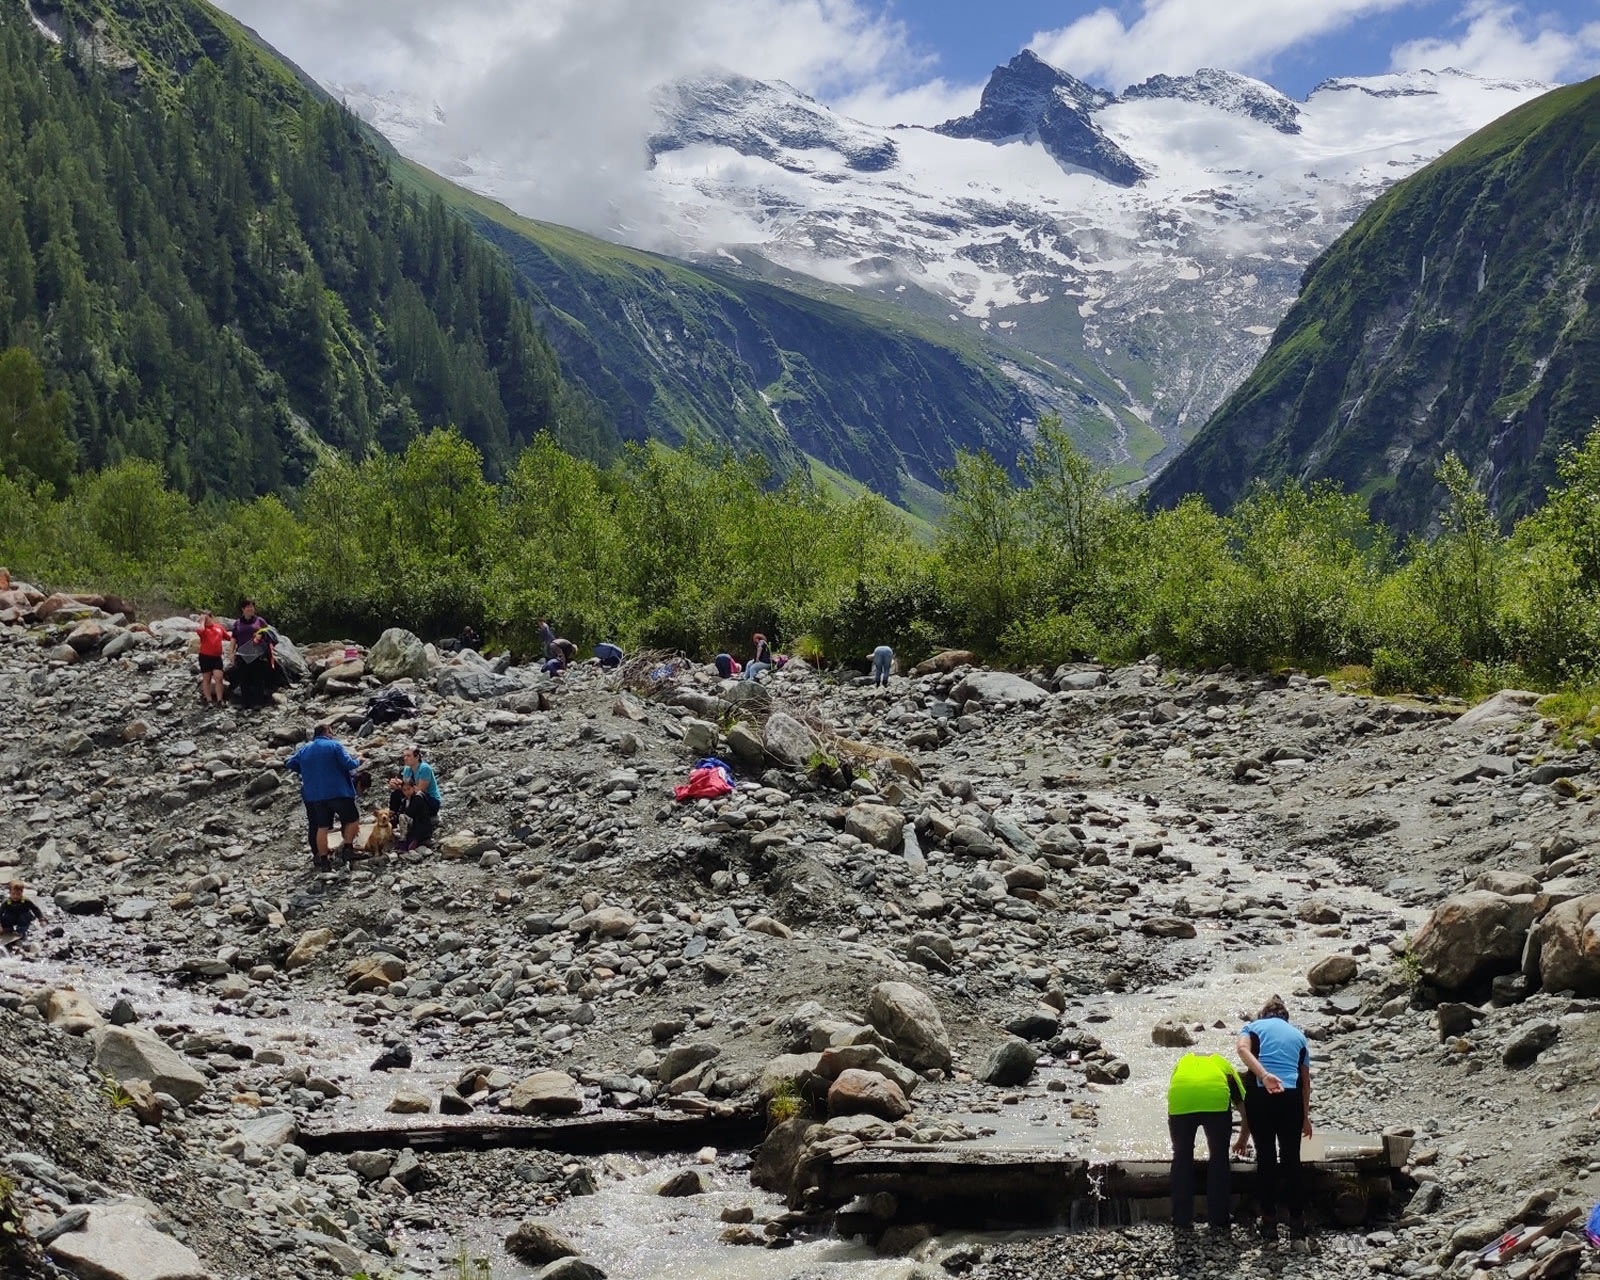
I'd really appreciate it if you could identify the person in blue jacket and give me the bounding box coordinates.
[1236,995,1314,1246]
[286,724,362,871]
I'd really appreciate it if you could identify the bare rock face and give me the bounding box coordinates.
[866,981,952,1073]
[1410,891,1538,992]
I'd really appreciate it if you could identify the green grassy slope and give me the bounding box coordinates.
[1150,76,1600,530]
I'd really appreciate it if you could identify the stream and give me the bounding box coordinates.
[2,779,1422,1280]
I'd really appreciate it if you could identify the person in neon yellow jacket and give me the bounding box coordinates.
[1168,1050,1252,1235]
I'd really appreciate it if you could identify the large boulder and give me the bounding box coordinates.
[502,1070,583,1116]
[506,1221,579,1266]
[436,663,522,701]
[272,634,309,681]
[91,1026,208,1105]
[827,1068,909,1121]
[763,712,823,768]
[45,1200,210,1280]
[1532,893,1600,994]
[285,927,334,970]
[681,718,720,756]
[1410,891,1538,991]
[345,953,407,994]
[43,988,104,1035]
[368,628,429,682]
[866,982,952,1073]
[911,650,979,676]
[1455,689,1541,734]
[844,803,905,852]
[950,671,1048,707]
[979,1038,1040,1086]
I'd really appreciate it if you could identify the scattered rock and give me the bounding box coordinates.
[506,1220,579,1265]
[979,1038,1040,1086]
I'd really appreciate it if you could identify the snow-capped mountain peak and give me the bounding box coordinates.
[935,50,1143,187]
[1121,68,1301,134]
[649,73,897,174]
[336,49,1553,475]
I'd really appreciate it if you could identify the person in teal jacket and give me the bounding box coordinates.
[388,745,442,851]
[1168,1049,1251,1235]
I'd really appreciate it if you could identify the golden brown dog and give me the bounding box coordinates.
[357,809,395,858]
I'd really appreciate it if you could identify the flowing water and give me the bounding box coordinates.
[2,779,1423,1278]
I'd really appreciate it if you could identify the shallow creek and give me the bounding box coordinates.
[2,779,1422,1278]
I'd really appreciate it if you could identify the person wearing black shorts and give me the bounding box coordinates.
[285,724,362,870]
[196,612,228,706]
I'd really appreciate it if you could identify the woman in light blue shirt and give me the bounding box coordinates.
[388,746,442,851]
[1236,995,1313,1247]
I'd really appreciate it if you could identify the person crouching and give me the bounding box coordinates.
[388,745,442,851]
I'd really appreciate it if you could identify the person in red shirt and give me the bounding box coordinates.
[196,611,228,706]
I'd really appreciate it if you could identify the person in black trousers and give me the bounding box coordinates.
[1166,1050,1251,1238]
[1236,995,1314,1246]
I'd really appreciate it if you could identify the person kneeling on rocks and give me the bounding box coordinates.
[1167,1047,1250,1238]
[285,724,362,871]
[0,880,46,943]
[388,745,442,851]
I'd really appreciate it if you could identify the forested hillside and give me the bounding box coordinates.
[1150,77,1600,531]
[0,0,611,498]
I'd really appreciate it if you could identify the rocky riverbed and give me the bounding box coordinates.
[3,585,1600,1280]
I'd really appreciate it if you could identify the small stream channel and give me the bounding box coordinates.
[2,777,1423,1278]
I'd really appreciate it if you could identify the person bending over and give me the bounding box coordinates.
[1167,1048,1250,1238]
[1236,995,1313,1246]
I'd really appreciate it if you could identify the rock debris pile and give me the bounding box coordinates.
[2,589,1600,1278]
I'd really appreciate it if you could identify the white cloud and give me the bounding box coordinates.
[211,0,933,229]
[1029,0,1420,90]
[1390,1,1600,81]
[834,77,984,127]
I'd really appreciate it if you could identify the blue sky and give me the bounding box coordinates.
[867,0,1600,105]
[216,0,1600,143]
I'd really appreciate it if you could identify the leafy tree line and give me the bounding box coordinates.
[8,392,1600,704]
[0,1,613,501]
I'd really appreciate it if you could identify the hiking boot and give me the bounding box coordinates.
[1289,1221,1311,1253]
[1258,1217,1278,1243]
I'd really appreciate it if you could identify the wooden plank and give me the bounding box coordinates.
[298,1105,764,1155]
